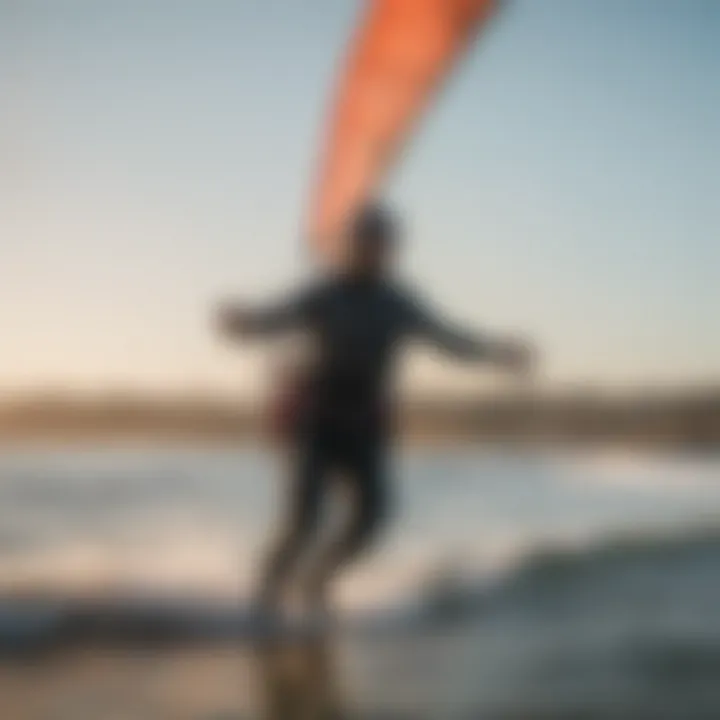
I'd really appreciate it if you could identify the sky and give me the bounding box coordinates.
[2,0,719,396]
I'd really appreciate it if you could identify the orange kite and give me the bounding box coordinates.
[307,0,501,262]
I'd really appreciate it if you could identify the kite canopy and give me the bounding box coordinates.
[307,0,500,264]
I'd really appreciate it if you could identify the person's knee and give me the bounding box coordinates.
[278,510,318,554]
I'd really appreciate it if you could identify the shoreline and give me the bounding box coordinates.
[1,389,718,451]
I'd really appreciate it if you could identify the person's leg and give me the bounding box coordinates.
[257,435,328,609]
[302,437,389,609]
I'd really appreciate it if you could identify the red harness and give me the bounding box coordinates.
[267,369,309,442]
[267,369,392,442]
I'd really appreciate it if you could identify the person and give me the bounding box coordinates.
[216,203,534,620]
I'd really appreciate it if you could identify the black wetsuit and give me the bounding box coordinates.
[240,275,491,603]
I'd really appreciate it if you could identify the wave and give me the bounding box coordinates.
[2,525,720,656]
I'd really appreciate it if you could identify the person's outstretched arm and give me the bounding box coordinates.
[215,284,321,340]
[405,292,533,373]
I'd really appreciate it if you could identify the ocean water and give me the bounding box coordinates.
[0,443,719,718]
[0,444,717,605]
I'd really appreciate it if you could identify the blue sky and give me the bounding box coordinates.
[2,0,719,395]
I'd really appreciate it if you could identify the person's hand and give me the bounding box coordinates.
[492,336,536,377]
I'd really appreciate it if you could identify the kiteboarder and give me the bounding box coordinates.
[217,202,535,621]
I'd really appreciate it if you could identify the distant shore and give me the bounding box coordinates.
[0,389,718,450]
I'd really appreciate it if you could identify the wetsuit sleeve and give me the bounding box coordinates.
[223,284,324,337]
[402,292,492,360]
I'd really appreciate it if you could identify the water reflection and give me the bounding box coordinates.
[254,634,347,720]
